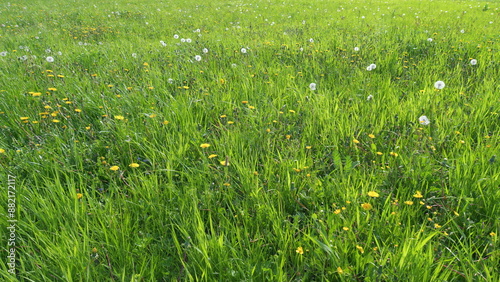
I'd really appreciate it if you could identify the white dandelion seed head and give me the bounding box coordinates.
[78,41,83,45]
[354,47,360,51]
[19,55,27,61]
[434,80,445,89]
[160,40,167,47]
[194,55,202,61]
[427,38,433,42]
[202,48,209,53]
[309,38,314,43]
[470,59,477,65]
[370,64,377,69]
[131,53,137,58]
[167,78,174,84]
[231,63,237,68]
[367,95,373,101]
[45,48,51,53]
[460,29,465,33]
[0,51,7,56]
[46,56,54,62]
[419,116,430,126]
[299,47,304,52]
[174,34,179,39]
[366,65,373,71]
[180,38,186,42]
[186,38,192,43]
[240,47,247,53]
[57,51,62,55]
[309,83,316,91]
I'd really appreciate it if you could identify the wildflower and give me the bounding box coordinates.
[20,117,29,120]
[337,267,344,274]
[343,227,349,231]
[173,34,179,39]
[367,191,380,198]
[48,87,57,91]
[167,78,174,84]
[186,38,192,43]
[309,38,314,43]
[129,163,140,168]
[220,160,229,166]
[353,139,360,144]
[434,223,441,228]
[46,56,54,63]
[367,94,373,100]
[76,193,83,199]
[470,59,477,65]
[356,245,365,253]
[0,149,5,153]
[413,191,423,198]
[354,47,359,51]
[361,203,372,210]
[200,143,210,148]
[334,209,341,214]
[419,115,430,125]
[296,246,304,255]
[376,152,383,155]
[240,47,247,53]
[114,115,125,120]
[110,166,120,171]
[0,51,7,56]
[309,83,316,90]
[208,154,217,159]
[368,134,375,139]
[194,55,202,61]
[202,48,208,53]
[404,201,414,205]
[434,81,445,89]
[369,63,377,70]
[427,38,433,42]
[490,232,496,237]
[366,65,373,71]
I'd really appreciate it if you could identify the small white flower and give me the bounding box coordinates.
[46,56,54,62]
[0,51,7,56]
[419,116,430,126]
[309,38,314,43]
[299,47,303,52]
[369,64,377,69]
[194,55,202,61]
[202,48,209,53]
[174,34,179,39]
[434,80,445,89]
[354,47,360,52]
[470,59,477,65]
[180,38,186,42]
[167,78,174,84]
[45,48,51,53]
[460,29,465,33]
[240,47,247,53]
[427,38,433,42]
[367,95,373,101]
[366,65,373,71]
[131,53,137,58]
[160,40,167,47]
[309,83,316,91]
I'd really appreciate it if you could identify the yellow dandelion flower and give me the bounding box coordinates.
[0,149,5,153]
[110,166,120,171]
[404,201,414,205]
[343,227,349,231]
[361,203,372,210]
[114,115,125,120]
[356,245,365,253]
[434,223,441,228]
[413,191,423,198]
[76,193,83,199]
[376,152,383,155]
[129,163,140,168]
[242,100,248,104]
[162,120,169,125]
[368,134,375,138]
[353,139,360,144]
[337,267,344,274]
[334,209,341,214]
[20,117,29,120]
[305,146,312,149]
[296,246,304,255]
[208,154,217,159]
[74,109,82,113]
[367,191,380,198]
[490,232,496,237]
[200,143,210,148]
[52,119,60,123]
[48,87,57,91]
[220,160,230,166]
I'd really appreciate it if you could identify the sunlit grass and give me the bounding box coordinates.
[0,0,499,280]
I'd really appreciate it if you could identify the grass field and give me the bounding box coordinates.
[1,0,499,280]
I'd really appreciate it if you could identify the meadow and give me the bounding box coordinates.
[0,0,499,280]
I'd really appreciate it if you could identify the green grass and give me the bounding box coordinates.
[0,0,499,280]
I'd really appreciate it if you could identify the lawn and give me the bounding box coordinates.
[0,0,499,280]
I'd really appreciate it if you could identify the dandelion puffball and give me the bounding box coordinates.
[309,83,316,91]
[470,59,477,65]
[202,48,209,53]
[419,116,430,126]
[194,55,202,61]
[354,47,360,51]
[240,48,247,53]
[434,80,445,89]
[46,56,54,62]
